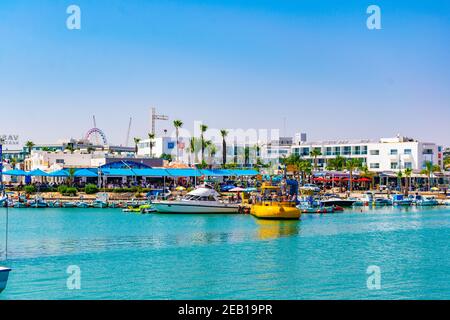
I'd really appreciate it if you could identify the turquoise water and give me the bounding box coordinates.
[1,206,450,299]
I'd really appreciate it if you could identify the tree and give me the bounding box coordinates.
[444,156,450,171]
[298,160,312,185]
[310,148,322,171]
[173,120,183,162]
[396,170,403,193]
[220,129,228,166]
[421,161,441,191]
[148,133,156,158]
[65,144,75,154]
[133,137,141,154]
[25,141,35,154]
[345,158,363,192]
[187,137,197,165]
[360,165,376,190]
[68,168,76,186]
[326,156,345,171]
[200,124,208,162]
[244,146,251,166]
[207,143,217,167]
[404,168,413,195]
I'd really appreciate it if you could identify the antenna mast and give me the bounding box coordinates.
[151,107,169,135]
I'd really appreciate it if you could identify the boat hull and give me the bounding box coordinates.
[153,201,240,214]
[251,203,301,220]
[0,267,11,294]
[321,200,356,207]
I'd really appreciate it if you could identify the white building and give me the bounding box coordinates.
[137,137,177,158]
[291,135,444,172]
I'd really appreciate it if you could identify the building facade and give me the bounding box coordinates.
[291,136,443,172]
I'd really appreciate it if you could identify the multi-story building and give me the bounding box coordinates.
[291,135,443,172]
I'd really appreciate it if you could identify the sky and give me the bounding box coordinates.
[1,0,450,147]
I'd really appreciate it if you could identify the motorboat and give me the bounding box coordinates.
[391,194,413,206]
[0,266,11,293]
[411,195,439,206]
[320,197,356,208]
[299,205,334,214]
[62,202,77,208]
[76,201,90,208]
[153,187,240,214]
[353,192,375,207]
[373,198,392,207]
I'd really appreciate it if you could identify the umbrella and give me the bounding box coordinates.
[358,177,371,182]
[243,187,258,192]
[175,186,186,191]
[229,187,245,192]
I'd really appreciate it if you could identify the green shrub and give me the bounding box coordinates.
[84,184,99,194]
[24,185,36,194]
[58,185,68,194]
[63,187,78,197]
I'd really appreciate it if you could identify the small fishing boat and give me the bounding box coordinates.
[48,200,62,208]
[29,196,48,208]
[92,193,109,208]
[299,205,334,214]
[13,201,28,208]
[353,192,374,207]
[62,202,77,208]
[250,184,301,220]
[153,186,240,214]
[76,201,90,208]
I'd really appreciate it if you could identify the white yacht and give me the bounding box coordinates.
[0,267,11,293]
[153,187,240,214]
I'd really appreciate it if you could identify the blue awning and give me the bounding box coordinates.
[2,169,28,176]
[27,169,49,177]
[231,169,259,176]
[133,169,168,177]
[166,169,202,177]
[48,170,70,177]
[101,169,134,176]
[74,169,98,178]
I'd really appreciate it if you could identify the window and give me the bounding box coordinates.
[390,149,398,155]
[391,162,398,169]
[404,162,412,169]
[354,146,361,155]
[370,150,379,155]
[56,159,65,164]
[325,147,332,156]
[423,149,433,155]
[370,163,380,169]
[343,146,351,155]
[404,149,412,155]
[361,146,368,155]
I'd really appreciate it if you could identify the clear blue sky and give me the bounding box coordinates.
[1,0,449,146]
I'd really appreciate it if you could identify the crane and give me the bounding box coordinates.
[151,107,168,136]
[125,117,132,147]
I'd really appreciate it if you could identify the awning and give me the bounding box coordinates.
[2,169,28,176]
[74,169,98,178]
[166,169,202,177]
[27,169,49,177]
[48,170,70,177]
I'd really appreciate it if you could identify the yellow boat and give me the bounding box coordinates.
[250,185,301,220]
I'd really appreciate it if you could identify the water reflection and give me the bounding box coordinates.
[255,219,301,240]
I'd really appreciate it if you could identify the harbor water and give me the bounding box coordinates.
[1,206,450,300]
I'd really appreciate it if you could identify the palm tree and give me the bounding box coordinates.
[310,148,322,171]
[188,137,197,165]
[345,158,363,192]
[173,120,183,162]
[397,170,403,193]
[68,168,76,186]
[220,129,228,166]
[404,168,413,195]
[208,143,217,167]
[148,133,156,158]
[200,124,208,162]
[360,165,376,190]
[25,141,35,154]
[65,144,75,154]
[244,146,251,166]
[326,155,345,171]
[133,137,141,154]
[421,161,441,191]
[298,160,312,185]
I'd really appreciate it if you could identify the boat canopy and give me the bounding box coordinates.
[187,187,221,198]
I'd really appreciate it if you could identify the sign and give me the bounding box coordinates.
[168,142,175,149]
[0,134,20,146]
